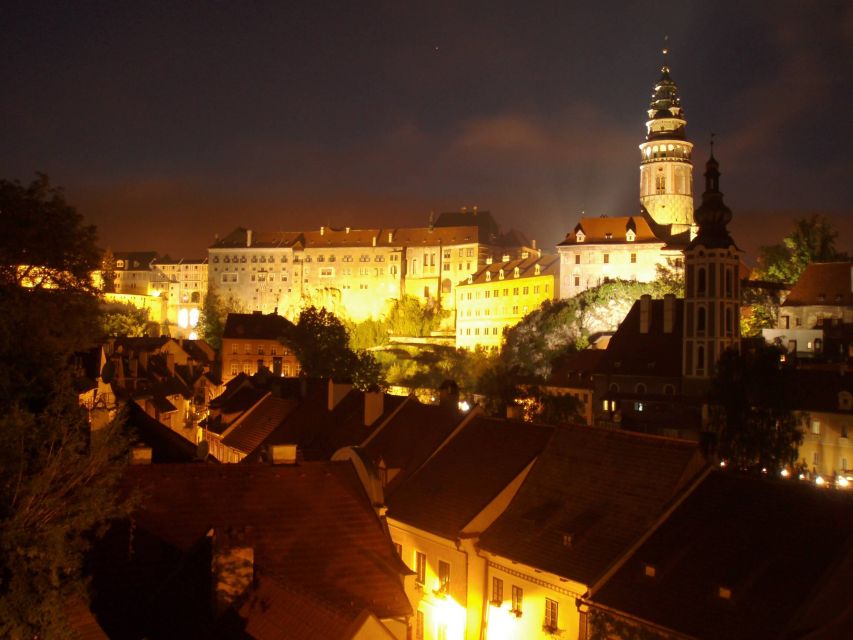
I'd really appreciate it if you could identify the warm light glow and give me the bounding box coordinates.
[719,460,727,468]
[780,468,790,478]
[458,400,471,412]
[838,476,849,488]
[188,330,198,340]
[189,307,200,327]
[815,475,826,487]
[487,601,522,640]
[432,594,466,639]
[150,289,162,297]
[178,308,189,328]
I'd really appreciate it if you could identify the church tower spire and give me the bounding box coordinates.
[682,147,741,392]
[639,42,694,234]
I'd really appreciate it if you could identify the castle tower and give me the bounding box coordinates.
[682,149,741,389]
[639,48,694,234]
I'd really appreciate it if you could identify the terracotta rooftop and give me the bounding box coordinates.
[122,462,412,620]
[386,417,554,538]
[220,394,299,455]
[546,349,607,389]
[363,400,468,494]
[558,215,662,246]
[460,253,559,286]
[479,425,705,585]
[783,262,853,307]
[591,471,853,639]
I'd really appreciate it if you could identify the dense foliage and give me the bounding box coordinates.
[100,301,156,337]
[754,214,847,284]
[0,175,131,637]
[347,294,446,350]
[705,343,803,472]
[290,306,384,390]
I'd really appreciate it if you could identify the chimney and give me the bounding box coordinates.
[364,390,384,426]
[639,294,652,334]
[246,229,253,247]
[387,231,393,243]
[270,444,298,465]
[663,293,676,334]
[372,235,377,247]
[532,239,537,249]
[328,379,353,411]
[130,446,152,465]
[320,226,325,236]
[211,528,254,615]
[165,352,175,376]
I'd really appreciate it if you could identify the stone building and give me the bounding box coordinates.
[221,312,300,383]
[208,211,527,324]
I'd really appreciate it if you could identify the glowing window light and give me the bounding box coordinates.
[815,476,826,487]
[189,307,200,327]
[178,308,189,328]
[838,476,849,489]
[780,468,790,478]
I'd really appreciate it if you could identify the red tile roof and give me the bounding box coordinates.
[221,394,299,455]
[460,253,560,286]
[363,401,468,493]
[547,350,607,389]
[123,463,412,619]
[386,417,554,538]
[558,215,662,245]
[223,312,296,340]
[783,262,853,307]
[479,425,705,585]
[591,471,853,639]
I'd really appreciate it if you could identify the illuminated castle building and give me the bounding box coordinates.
[557,51,695,298]
[208,210,529,323]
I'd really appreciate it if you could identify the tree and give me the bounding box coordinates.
[705,343,803,473]
[0,175,131,637]
[198,290,243,351]
[755,215,846,284]
[100,301,156,337]
[290,306,385,389]
[99,248,116,293]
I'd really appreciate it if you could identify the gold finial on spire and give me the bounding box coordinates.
[662,34,669,57]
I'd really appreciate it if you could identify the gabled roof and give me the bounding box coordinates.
[239,576,394,640]
[386,417,554,538]
[363,401,468,493]
[223,312,295,341]
[434,210,500,238]
[479,425,705,585]
[783,262,853,307]
[113,251,158,270]
[460,253,559,286]
[221,394,298,455]
[787,369,853,414]
[558,215,662,246]
[125,401,200,463]
[252,383,407,461]
[591,471,853,640]
[122,463,412,619]
[601,298,684,377]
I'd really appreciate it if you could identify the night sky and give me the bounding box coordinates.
[2,1,851,261]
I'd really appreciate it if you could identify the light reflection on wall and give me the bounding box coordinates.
[486,602,522,640]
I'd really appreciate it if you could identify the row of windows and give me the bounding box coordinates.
[490,577,559,628]
[229,342,289,356]
[228,361,297,376]
[458,326,501,337]
[564,252,638,264]
[462,284,549,300]
[212,253,399,265]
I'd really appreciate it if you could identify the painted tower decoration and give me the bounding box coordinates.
[639,46,695,234]
[682,148,741,386]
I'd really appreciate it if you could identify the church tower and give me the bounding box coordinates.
[639,48,694,234]
[682,149,741,391]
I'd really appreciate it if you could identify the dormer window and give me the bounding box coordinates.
[626,229,636,242]
[605,232,613,240]
[467,275,473,284]
[534,264,541,276]
[513,267,520,278]
[840,392,853,411]
[499,269,505,280]
[486,272,491,282]
[576,231,585,243]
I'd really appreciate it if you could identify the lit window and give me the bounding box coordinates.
[811,420,821,436]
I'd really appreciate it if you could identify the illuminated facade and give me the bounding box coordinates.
[455,253,559,351]
[208,212,527,324]
[150,257,208,339]
[220,312,300,383]
[557,55,693,298]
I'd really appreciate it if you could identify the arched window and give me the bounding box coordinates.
[725,308,733,335]
[697,306,706,333]
[609,383,620,393]
[725,268,733,296]
[635,383,646,395]
[697,346,705,371]
[697,268,706,295]
[190,291,200,304]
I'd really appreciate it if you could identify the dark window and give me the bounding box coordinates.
[630,253,637,264]
[512,586,523,613]
[415,552,426,585]
[491,577,503,604]
[438,561,450,594]
[697,267,706,294]
[545,598,559,629]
